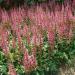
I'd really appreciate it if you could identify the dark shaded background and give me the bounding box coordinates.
[0,0,73,9]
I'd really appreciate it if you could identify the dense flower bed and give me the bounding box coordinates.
[0,2,75,75]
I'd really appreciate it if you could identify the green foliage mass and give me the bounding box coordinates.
[0,0,64,9]
[0,31,75,75]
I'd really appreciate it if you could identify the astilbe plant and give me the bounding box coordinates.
[8,63,17,75]
[0,27,9,55]
[0,3,75,75]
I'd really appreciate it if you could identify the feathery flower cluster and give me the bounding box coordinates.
[23,50,37,72]
[8,63,17,75]
[0,27,9,55]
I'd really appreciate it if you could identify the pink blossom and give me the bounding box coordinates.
[23,50,30,71]
[22,25,28,37]
[47,27,55,48]
[12,38,16,49]
[29,55,37,69]
[32,47,36,57]
[31,26,38,45]
[1,9,10,24]
[16,27,22,50]
[0,28,9,55]
[23,49,37,71]
[0,7,2,22]
[8,63,17,75]
[10,8,18,30]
